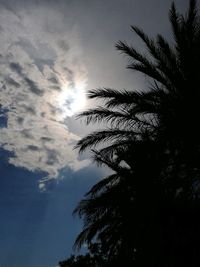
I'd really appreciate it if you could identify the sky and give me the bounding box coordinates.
[0,0,190,266]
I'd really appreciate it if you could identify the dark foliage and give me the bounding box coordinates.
[58,243,109,267]
[61,1,200,266]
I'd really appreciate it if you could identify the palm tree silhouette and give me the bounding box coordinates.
[73,150,136,264]
[74,1,200,266]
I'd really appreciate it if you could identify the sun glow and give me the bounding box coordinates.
[57,79,87,118]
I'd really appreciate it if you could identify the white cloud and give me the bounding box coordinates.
[0,2,89,184]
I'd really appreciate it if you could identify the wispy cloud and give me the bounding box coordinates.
[0,1,89,186]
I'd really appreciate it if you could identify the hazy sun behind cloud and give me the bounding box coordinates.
[0,1,89,186]
[55,71,87,118]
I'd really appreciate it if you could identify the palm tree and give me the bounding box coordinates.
[73,151,136,264]
[74,1,200,266]
[75,139,170,264]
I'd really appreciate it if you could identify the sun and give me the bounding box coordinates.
[56,79,87,118]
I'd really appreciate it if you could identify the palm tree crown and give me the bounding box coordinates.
[74,1,200,266]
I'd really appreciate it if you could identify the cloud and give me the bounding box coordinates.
[9,62,44,96]
[0,1,89,185]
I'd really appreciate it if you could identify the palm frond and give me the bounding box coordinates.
[77,106,133,127]
[131,26,180,92]
[104,90,152,109]
[87,87,141,109]
[131,25,163,65]
[115,40,152,64]
[91,149,121,171]
[75,129,139,153]
[73,224,103,250]
[169,2,182,49]
[186,0,198,35]
[128,62,169,87]
[156,34,181,82]
[86,88,161,111]
[87,87,130,100]
[92,149,133,175]
[73,179,135,251]
[116,40,170,87]
[86,174,120,196]
[92,140,132,163]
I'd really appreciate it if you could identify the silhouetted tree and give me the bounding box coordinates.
[73,151,137,265]
[72,1,200,266]
[58,243,108,267]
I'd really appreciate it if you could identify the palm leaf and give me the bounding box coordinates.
[86,173,120,196]
[116,41,169,86]
[75,129,139,153]
[77,106,133,127]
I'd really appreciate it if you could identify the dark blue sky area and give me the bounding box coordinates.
[0,149,102,267]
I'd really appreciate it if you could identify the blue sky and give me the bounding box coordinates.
[0,148,104,267]
[0,0,189,266]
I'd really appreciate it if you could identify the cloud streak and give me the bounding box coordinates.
[0,1,89,186]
